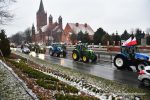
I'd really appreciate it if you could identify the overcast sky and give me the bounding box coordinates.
[1,0,150,37]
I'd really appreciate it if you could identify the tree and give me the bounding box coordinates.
[70,33,77,44]
[111,32,121,46]
[82,32,90,43]
[0,29,11,57]
[0,0,16,24]
[101,33,113,45]
[146,35,150,45]
[121,30,130,40]
[77,31,84,42]
[146,28,150,35]
[135,29,145,45]
[10,27,32,45]
[10,31,24,45]
[24,28,32,43]
[93,28,107,45]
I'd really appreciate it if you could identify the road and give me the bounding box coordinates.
[44,54,140,88]
[14,48,142,88]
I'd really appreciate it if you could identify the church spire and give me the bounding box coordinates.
[38,0,44,12]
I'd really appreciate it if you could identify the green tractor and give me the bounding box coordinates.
[72,44,97,63]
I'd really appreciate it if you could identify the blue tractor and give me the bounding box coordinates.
[49,43,67,58]
[113,46,150,71]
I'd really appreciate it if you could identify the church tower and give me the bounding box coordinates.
[36,0,47,31]
[58,16,62,29]
[49,14,53,24]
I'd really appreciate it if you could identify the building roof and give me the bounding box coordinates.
[35,23,62,34]
[41,24,49,32]
[67,23,94,35]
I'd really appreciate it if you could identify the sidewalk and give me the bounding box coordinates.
[0,60,37,100]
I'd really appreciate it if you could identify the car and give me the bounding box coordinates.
[138,66,150,87]
[22,47,30,54]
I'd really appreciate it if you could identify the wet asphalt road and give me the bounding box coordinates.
[44,54,140,88]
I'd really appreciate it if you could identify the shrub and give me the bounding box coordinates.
[0,30,11,57]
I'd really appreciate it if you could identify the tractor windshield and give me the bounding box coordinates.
[76,44,88,51]
[121,46,138,54]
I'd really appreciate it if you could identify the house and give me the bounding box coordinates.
[62,23,94,44]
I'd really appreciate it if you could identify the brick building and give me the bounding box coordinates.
[62,23,94,44]
[32,0,63,45]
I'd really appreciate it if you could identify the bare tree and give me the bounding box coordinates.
[0,0,16,25]
[146,28,150,34]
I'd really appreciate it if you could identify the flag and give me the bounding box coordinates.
[122,37,137,46]
[122,37,132,46]
[127,37,137,46]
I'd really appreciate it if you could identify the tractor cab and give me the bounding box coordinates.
[121,46,138,59]
[75,44,88,52]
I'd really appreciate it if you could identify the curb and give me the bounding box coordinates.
[0,60,38,100]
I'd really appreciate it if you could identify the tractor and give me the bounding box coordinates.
[72,44,97,63]
[113,46,150,71]
[49,43,67,58]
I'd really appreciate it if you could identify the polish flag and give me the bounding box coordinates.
[122,37,132,46]
[127,37,137,46]
[122,37,137,46]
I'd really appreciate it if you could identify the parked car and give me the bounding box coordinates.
[138,66,150,87]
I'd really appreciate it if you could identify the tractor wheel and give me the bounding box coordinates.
[49,49,52,55]
[136,62,148,72]
[91,54,97,63]
[56,52,60,57]
[63,51,67,58]
[113,54,128,70]
[142,79,150,87]
[72,50,79,61]
[51,52,55,56]
[82,55,89,63]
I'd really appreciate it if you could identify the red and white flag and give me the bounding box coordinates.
[122,37,137,46]
[122,37,132,46]
[127,37,137,46]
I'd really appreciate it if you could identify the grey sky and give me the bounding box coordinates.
[2,0,150,37]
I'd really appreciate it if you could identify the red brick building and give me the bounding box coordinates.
[32,0,63,45]
[62,23,94,44]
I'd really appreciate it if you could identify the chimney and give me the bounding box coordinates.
[84,23,87,27]
[76,23,79,27]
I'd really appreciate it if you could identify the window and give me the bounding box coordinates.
[146,70,150,73]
